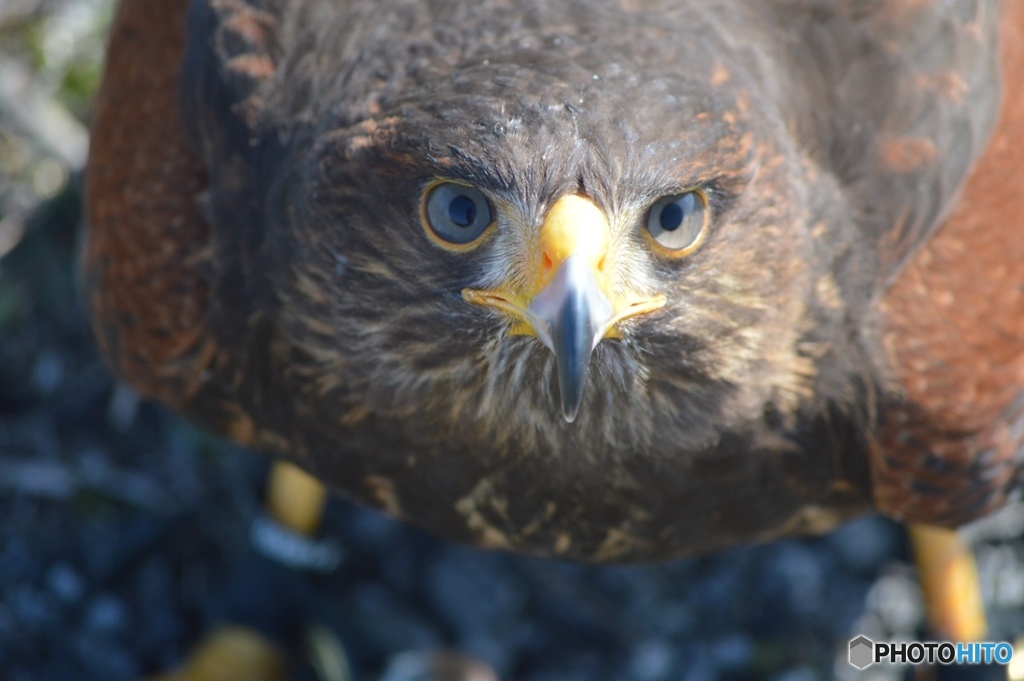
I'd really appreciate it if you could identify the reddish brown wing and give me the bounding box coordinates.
[84,0,283,445]
[84,0,213,410]
[875,1,1024,525]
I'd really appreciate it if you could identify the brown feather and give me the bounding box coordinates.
[875,0,1024,525]
[84,0,214,409]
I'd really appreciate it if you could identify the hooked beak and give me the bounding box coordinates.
[527,256,613,421]
[463,194,665,422]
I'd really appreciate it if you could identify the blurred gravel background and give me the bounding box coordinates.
[1,1,1023,680]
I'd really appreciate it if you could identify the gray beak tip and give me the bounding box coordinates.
[559,372,586,423]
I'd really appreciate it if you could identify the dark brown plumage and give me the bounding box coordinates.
[85,0,1024,562]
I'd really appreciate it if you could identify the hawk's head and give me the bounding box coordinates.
[271,2,859,458]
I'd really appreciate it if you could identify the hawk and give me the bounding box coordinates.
[86,0,1024,569]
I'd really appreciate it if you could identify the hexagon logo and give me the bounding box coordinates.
[849,635,875,670]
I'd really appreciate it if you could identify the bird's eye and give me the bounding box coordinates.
[645,191,708,255]
[422,182,494,247]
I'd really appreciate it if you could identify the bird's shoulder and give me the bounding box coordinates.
[766,0,1002,283]
[873,1,1024,527]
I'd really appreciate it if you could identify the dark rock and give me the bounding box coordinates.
[345,582,444,660]
[627,639,678,681]
[45,561,84,602]
[85,593,128,634]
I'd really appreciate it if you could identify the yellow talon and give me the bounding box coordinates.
[908,524,987,642]
[267,461,328,536]
[146,626,288,681]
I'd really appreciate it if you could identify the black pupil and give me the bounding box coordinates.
[448,195,477,227]
[660,194,694,232]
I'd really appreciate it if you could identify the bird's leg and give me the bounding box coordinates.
[147,462,331,681]
[908,524,986,642]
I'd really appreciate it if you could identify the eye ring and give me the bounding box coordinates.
[644,190,709,256]
[421,181,495,249]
